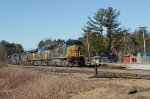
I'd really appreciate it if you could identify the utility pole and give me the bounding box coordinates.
[83,27,91,61]
[87,33,91,61]
[123,31,126,55]
[139,27,147,63]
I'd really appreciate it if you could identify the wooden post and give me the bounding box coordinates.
[94,63,98,77]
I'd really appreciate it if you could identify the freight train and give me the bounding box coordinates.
[9,40,85,66]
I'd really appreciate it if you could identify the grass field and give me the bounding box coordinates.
[1,63,150,99]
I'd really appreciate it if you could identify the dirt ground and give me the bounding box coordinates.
[1,63,150,99]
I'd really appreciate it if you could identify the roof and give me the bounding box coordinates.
[139,52,150,56]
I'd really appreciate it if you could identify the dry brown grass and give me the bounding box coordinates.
[0,66,91,99]
[0,62,7,68]
[1,64,150,99]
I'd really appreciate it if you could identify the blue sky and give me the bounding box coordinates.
[0,0,150,50]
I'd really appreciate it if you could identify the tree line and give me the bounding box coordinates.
[0,40,24,61]
[38,39,65,48]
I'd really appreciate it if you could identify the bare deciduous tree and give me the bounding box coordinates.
[0,43,7,62]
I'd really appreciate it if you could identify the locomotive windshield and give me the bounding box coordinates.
[66,40,83,46]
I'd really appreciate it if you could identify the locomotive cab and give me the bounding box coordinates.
[66,40,85,66]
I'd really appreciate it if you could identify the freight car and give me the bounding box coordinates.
[10,40,85,66]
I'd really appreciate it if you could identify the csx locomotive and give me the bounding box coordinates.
[10,40,85,66]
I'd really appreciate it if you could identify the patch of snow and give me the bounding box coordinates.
[127,64,150,70]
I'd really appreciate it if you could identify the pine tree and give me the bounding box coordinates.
[83,7,123,56]
[103,7,121,55]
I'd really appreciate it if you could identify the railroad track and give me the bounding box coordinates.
[10,64,150,80]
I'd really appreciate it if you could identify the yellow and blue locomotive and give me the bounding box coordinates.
[15,40,85,66]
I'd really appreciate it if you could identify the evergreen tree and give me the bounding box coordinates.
[38,40,45,48]
[103,7,121,55]
[82,27,104,56]
[83,7,123,56]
